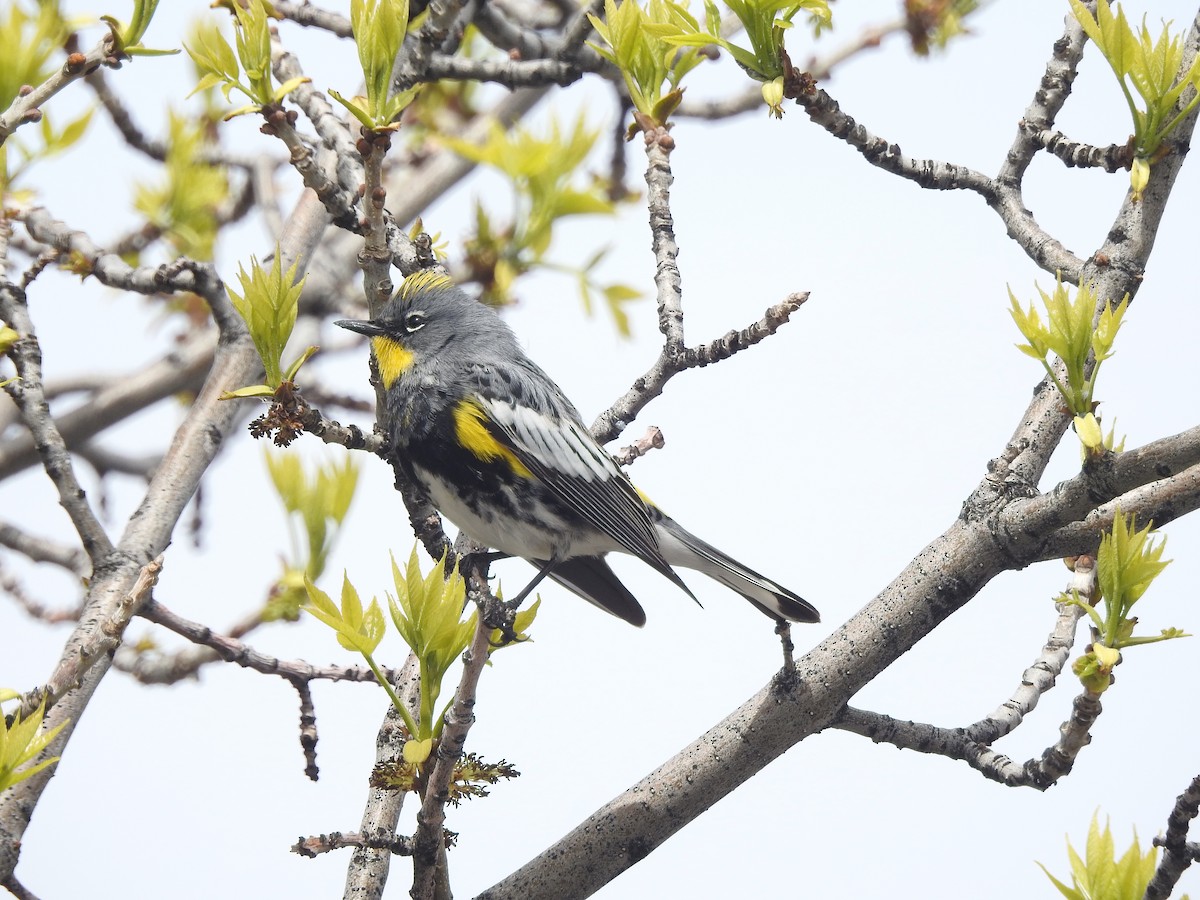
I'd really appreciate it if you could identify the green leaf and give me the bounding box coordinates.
[348,0,411,128]
[0,700,66,793]
[386,547,476,738]
[0,3,68,111]
[220,384,275,399]
[272,75,311,104]
[303,574,384,655]
[1070,0,1200,164]
[265,451,360,583]
[403,737,432,763]
[588,0,714,124]
[282,345,319,383]
[134,112,228,260]
[184,20,248,102]
[0,323,18,353]
[225,251,305,388]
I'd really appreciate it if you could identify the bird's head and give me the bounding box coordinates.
[335,271,500,388]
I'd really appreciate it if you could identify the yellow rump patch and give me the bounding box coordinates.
[635,486,658,509]
[453,401,533,478]
[371,336,414,389]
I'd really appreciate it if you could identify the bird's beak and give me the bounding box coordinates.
[335,318,386,337]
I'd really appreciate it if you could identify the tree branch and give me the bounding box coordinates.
[341,656,422,899]
[0,191,332,886]
[0,284,113,562]
[833,560,1098,789]
[12,557,161,721]
[0,521,87,573]
[410,612,493,897]
[123,598,397,686]
[1147,772,1200,900]
[0,34,114,144]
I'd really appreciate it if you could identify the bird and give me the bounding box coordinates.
[335,271,819,628]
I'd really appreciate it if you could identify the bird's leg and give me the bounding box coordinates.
[461,549,509,570]
[480,558,558,645]
[505,557,558,610]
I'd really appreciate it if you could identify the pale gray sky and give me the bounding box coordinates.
[4,1,1199,897]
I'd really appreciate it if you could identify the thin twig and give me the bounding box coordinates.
[133,598,397,686]
[0,284,113,562]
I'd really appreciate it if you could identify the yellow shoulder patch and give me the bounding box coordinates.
[371,336,414,389]
[453,400,533,478]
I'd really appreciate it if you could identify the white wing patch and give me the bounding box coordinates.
[483,399,618,483]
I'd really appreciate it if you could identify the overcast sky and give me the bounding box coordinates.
[4,1,1199,897]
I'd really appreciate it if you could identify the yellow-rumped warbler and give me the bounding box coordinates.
[336,272,819,627]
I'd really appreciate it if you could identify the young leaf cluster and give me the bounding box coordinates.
[0,2,91,192]
[587,0,711,129]
[330,0,421,131]
[133,113,228,261]
[303,549,538,771]
[0,697,65,793]
[304,573,404,723]
[444,115,639,321]
[664,0,833,117]
[571,248,642,338]
[304,554,467,765]
[0,2,67,112]
[224,253,315,397]
[1069,0,1200,199]
[1009,275,1128,456]
[186,0,309,119]
[1064,513,1185,694]
[386,549,476,762]
[1038,813,1160,900]
[263,452,359,620]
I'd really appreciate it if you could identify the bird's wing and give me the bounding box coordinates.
[477,393,669,563]
[463,365,681,583]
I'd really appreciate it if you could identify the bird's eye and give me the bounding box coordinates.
[404,311,427,333]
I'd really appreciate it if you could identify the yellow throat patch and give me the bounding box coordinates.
[453,401,533,478]
[371,336,414,389]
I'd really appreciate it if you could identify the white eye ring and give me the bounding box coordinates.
[404,311,427,333]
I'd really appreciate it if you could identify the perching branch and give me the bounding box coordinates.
[294,830,413,858]
[1021,126,1134,172]
[268,43,361,229]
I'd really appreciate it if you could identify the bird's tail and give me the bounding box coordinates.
[651,511,820,624]
[542,555,649,627]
